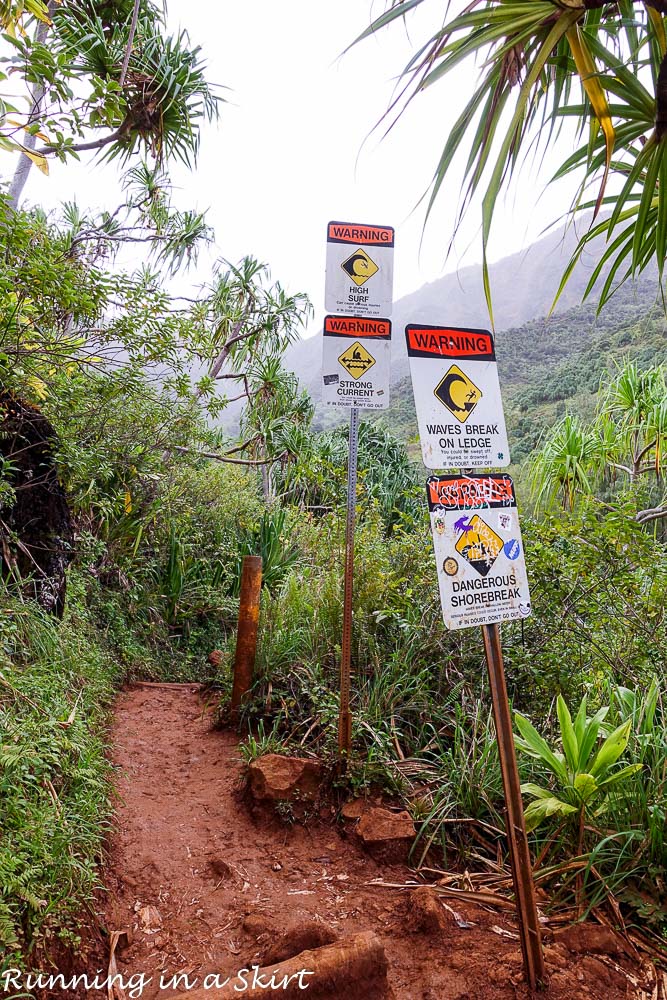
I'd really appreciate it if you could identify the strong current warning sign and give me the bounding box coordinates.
[325,221,394,317]
[321,315,391,410]
[406,325,510,468]
[427,474,531,630]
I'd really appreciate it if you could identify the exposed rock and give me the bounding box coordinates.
[341,798,370,820]
[554,923,633,959]
[248,754,323,803]
[207,858,232,880]
[137,905,162,933]
[261,918,338,965]
[243,912,274,937]
[207,649,224,667]
[405,886,452,934]
[355,807,416,863]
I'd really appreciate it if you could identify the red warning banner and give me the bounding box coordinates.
[406,325,495,361]
[327,221,395,247]
[323,315,392,339]
[427,474,516,511]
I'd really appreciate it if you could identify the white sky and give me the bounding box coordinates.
[8,0,579,335]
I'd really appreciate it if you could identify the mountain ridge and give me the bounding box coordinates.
[282,217,661,431]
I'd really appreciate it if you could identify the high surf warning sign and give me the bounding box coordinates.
[427,473,531,630]
[325,221,394,318]
[406,325,510,469]
[321,315,391,410]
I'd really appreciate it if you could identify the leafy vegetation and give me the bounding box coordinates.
[0,0,665,973]
[1,0,220,207]
[358,1,667,313]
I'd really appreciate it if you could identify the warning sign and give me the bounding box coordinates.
[325,220,394,317]
[406,325,510,469]
[341,248,379,286]
[434,364,483,421]
[321,315,391,410]
[454,514,503,577]
[427,474,531,630]
[338,341,376,379]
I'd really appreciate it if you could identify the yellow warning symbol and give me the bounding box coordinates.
[338,341,376,379]
[434,364,482,422]
[341,247,379,286]
[454,515,503,577]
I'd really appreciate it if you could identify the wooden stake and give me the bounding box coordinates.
[231,555,263,718]
[482,622,545,991]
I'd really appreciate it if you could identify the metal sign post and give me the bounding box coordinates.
[406,316,546,990]
[338,405,359,757]
[482,622,545,990]
[424,470,544,988]
[323,220,395,760]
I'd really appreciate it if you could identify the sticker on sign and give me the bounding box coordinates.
[427,473,531,630]
[321,315,391,409]
[325,221,394,317]
[406,325,510,468]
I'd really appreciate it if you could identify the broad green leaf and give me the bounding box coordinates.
[557,694,579,772]
[524,796,578,833]
[573,695,587,749]
[519,782,553,800]
[515,712,568,784]
[590,719,632,777]
[573,772,598,803]
[595,763,643,792]
[577,706,609,770]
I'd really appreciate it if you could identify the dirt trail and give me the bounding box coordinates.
[84,685,652,1000]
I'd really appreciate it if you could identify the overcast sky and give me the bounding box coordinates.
[10,1,578,336]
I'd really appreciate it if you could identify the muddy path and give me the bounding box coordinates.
[85,685,654,1000]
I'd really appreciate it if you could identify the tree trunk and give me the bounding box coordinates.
[8,4,54,210]
[0,392,74,616]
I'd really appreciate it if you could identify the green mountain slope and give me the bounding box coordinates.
[373,274,667,463]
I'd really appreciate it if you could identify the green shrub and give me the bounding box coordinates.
[0,579,122,963]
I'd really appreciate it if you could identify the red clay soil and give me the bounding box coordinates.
[70,686,658,999]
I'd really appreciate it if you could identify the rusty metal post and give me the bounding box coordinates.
[482,622,545,991]
[231,555,263,718]
[338,406,359,757]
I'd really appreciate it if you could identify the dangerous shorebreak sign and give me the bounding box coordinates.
[406,325,510,468]
[322,315,391,410]
[325,221,394,317]
[427,474,531,630]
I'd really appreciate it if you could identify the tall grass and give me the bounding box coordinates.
[0,575,128,965]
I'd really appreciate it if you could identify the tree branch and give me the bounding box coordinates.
[8,0,56,209]
[635,438,657,467]
[119,0,142,87]
[225,436,260,456]
[198,296,257,398]
[171,445,288,466]
[635,505,667,525]
[35,127,126,156]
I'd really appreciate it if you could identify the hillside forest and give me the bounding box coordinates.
[0,0,667,990]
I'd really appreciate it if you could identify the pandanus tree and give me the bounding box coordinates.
[359,1,667,317]
[530,361,667,521]
[597,361,667,480]
[530,412,600,510]
[2,0,220,206]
